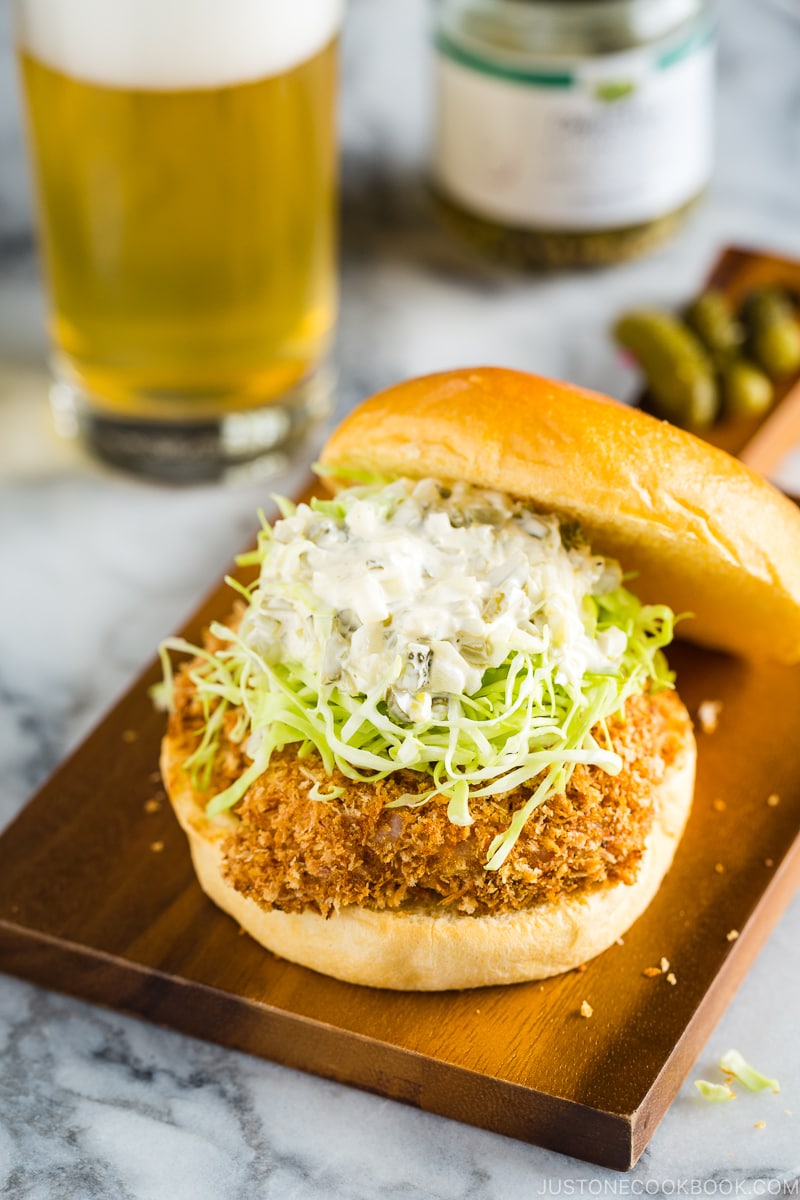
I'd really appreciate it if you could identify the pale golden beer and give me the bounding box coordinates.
[16,0,341,476]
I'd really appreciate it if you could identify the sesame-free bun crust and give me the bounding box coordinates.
[161,731,696,991]
[320,367,800,663]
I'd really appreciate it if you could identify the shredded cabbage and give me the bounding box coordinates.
[694,1080,735,1102]
[719,1050,780,1093]
[159,477,677,870]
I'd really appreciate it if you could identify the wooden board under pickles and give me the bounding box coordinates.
[622,246,800,498]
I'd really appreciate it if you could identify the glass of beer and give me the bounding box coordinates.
[14,0,341,481]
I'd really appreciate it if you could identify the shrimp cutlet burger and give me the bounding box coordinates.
[159,368,800,990]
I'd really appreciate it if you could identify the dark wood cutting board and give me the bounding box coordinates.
[2,246,800,1172]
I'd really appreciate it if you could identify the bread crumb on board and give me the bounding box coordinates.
[150,840,164,853]
[122,728,139,744]
[766,793,781,808]
[580,1000,593,1019]
[697,700,722,734]
[713,798,727,812]
[144,797,162,815]
[715,862,726,874]
[642,958,676,984]
[726,929,740,942]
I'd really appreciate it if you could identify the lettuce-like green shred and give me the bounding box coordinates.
[719,1050,780,1093]
[160,480,677,870]
[694,1080,736,1102]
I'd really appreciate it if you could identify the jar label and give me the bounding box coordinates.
[433,29,715,231]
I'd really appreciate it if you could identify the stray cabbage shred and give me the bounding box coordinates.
[719,1050,780,1093]
[158,476,676,870]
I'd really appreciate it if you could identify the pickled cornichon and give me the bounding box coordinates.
[685,289,774,419]
[742,289,800,379]
[616,283,800,428]
[685,290,742,360]
[722,360,774,420]
[614,309,719,428]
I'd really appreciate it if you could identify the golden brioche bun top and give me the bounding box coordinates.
[320,366,800,663]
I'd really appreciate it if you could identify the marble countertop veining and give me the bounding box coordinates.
[2,0,800,1196]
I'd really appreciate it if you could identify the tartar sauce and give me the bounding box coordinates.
[240,478,628,722]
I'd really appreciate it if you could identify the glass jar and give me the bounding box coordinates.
[432,0,715,267]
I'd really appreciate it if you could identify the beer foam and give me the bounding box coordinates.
[17,0,343,90]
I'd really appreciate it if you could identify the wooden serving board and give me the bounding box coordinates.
[2,247,800,1172]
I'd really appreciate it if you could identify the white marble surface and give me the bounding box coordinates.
[1,0,800,1194]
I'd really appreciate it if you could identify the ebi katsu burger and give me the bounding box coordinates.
[159,368,800,990]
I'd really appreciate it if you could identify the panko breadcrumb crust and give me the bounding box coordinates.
[168,650,691,919]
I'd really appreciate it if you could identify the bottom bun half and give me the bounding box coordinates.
[162,733,696,991]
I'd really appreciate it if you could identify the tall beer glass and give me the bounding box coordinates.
[15,0,341,480]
